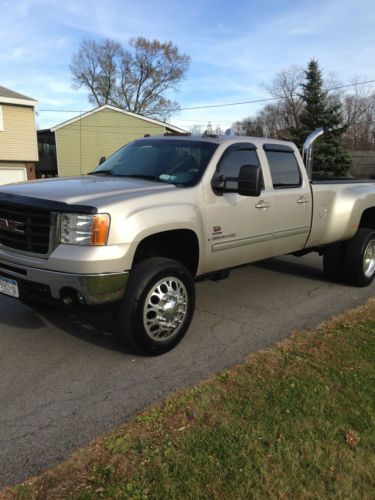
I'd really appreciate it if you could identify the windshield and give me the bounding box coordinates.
[91,139,218,187]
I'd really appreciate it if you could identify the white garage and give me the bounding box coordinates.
[0,85,38,186]
[0,164,27,186]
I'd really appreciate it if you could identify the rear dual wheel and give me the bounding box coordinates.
[323,244,345,282]
[343,228,375,287]
[114,257,195,355]
[323,228,375,287]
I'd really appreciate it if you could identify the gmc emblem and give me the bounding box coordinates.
[0,217,25,235]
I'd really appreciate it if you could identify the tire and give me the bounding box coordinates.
[342,228,375,287]
[114,257,195,355]
[323,243,345,282]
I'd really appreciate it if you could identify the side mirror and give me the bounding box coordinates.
[211,165,262,196]
[211,174,227,191]
[238,165,262,197]
[99,156,106,165]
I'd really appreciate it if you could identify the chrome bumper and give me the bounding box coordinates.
[0,259,129,305]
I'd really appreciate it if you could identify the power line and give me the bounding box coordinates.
[177,79,375,112]
[37,117,236,124]
[36,97,277,113]
[37,78,375,115]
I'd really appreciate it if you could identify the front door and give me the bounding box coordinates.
[203,143,274,273]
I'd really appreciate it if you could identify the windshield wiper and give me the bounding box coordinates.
[88,172,172,183]
[88,169,113,176]
[122,174,167,183]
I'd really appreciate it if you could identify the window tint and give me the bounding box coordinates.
[219,148,259,178]
[218,147,261,191]
[265,150,301,188]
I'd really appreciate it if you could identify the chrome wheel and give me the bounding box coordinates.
[143,276,188,342]
[363,239,375,278]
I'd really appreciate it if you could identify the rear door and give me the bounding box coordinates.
[263,144,312,254]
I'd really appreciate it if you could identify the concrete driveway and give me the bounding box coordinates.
[0,253,374,488]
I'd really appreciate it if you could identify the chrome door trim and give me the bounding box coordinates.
[273,226,310,240]
[212,232,273,252]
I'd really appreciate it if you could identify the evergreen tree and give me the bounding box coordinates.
[292,59,351,177]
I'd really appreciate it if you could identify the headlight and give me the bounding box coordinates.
[61,214,110,246]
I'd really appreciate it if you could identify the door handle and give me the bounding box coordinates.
[255,200,271,209]
[297,197,309,204]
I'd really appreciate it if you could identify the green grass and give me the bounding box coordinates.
[4,300,375,499]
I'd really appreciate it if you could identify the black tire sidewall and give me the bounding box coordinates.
[115,258,195,355]
[323,243,345,282]
[344,229,375,287]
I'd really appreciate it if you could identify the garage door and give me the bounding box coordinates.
[0,166,27,186]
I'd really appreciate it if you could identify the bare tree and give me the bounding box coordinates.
[70,37,190,121]
[232,103,287,139]
[258,103,287,138]
[189,124,203,135]
[264,65,304,129]
[70,39,122,106]
[342,81,375,150]
[232,117,264,137]
[233,64,375,152]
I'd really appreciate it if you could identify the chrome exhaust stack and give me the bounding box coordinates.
[302,128,324,180]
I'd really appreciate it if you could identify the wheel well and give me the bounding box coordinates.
[359,208,375,230]
[133,230,199,276]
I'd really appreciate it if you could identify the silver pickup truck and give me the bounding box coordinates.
[0,130,374,354]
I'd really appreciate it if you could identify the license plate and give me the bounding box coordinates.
[0,275,19,298]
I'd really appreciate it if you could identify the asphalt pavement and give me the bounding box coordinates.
[0,253,374,488]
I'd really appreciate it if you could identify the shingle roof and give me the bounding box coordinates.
[0,85,36,102]
[50,104,188,134]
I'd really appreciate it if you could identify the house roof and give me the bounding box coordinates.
[0,85,38,107]
[50,104,188,134]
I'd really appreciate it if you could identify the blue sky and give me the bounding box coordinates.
[1,0,374,131]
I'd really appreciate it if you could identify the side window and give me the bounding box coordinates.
[218,147,261,191]
[219,148,259,178]
[265,150,301,188]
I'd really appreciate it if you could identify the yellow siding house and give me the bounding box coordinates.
[39,105,187,177]
[0,86,38,185]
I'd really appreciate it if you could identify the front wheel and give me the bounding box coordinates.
[343,228,375,287]
[114,258,195,355]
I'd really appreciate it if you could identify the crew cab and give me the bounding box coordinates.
[0,130,374,354]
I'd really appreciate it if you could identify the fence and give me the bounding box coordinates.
[349,151,375,179]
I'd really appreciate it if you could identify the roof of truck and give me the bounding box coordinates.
[137,133,297,149]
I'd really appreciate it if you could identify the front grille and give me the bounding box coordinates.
[0,203,52,255]
[0,262,27,275]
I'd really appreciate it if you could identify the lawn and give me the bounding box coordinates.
[4,299,375,499]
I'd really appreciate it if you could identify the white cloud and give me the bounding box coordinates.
[0,0,374,130]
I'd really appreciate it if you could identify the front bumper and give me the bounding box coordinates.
[0,259,129,305]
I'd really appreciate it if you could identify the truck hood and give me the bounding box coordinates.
[0,175,176,206]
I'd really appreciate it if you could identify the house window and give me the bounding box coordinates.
[0,106,3,131]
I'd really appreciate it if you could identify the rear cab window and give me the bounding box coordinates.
[263,144,302,189]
